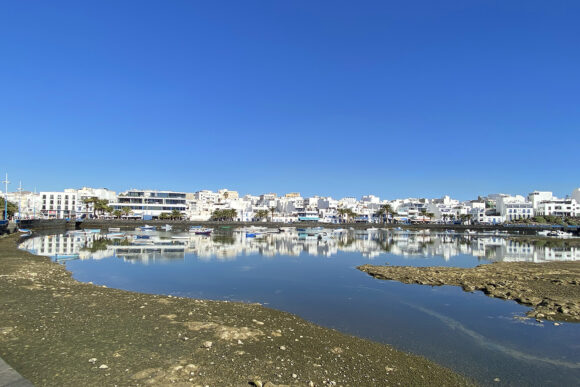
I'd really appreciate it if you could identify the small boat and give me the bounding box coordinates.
[134,234,151,239]
[465,229,476,235]
[171,235,190,240]
[189,226,213,235]
[108,227,121,232]
[17,228,31,234]
[548,230,572,238]
[161,224,172,231]
[332,228,346,233]
[537,230,550,237]
[106,232,125,239]
[139,225,156,231]
[246,232,257,238]
[84,228,101,233]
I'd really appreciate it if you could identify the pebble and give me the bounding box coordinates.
[292,373,297,378]
[308,382,315,387]
[554,322,560,326]
[99,364,109,369]
[493,377,501,382]
[279,345,286,350]
[88,358,97,364]
[202,341,213,349]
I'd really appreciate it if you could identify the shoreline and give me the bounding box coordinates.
[358,261,580,322]
[0,234,472,386]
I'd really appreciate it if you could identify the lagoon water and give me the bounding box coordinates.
[21,228,580,386]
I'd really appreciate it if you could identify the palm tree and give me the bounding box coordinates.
[255,209,269,221]
[82,197,99,218]
[171,209,182,220]
[112,209,123,219]
[379,204,394,224]
[122,206,132,219]
[269,207,277,222]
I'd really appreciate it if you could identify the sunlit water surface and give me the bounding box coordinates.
[21,228,580,386]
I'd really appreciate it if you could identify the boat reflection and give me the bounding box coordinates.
[20,228,580,264]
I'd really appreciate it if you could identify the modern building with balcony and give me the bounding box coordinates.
[110,189,187,219]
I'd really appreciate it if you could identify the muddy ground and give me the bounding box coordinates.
[358,261,580,322]
[0,234,471,386]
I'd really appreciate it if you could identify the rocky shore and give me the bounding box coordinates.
[0,234,472,386]
[358,261,580,322]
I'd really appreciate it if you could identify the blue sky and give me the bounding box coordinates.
[1,1,578,200]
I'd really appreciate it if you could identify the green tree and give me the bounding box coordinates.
[254,209,270,221]
[112,209,123,218]
[269,207,277,221]
[171,209,183,220]
[379,204,394,224]
[210,209,237,221]
[122,206,132,218]
[0,197,18,219]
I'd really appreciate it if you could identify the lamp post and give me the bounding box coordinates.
[2,173,10,221]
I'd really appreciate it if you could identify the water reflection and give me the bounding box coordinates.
[20,228,580,264]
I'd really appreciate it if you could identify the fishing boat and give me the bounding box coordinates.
[17,228,31,234]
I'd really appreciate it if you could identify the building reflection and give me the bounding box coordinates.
[20,228,580,264]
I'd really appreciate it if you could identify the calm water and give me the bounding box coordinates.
[21,228,580,386]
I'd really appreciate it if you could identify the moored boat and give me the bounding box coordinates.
[189,226,213,235]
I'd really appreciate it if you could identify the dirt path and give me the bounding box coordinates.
[0,235,471,386]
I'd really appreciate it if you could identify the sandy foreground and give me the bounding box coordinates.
[358,261,580,322]
[0,234,471,387]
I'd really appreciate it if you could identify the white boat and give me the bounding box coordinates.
[106,232,125,239]
[83,228,101,233]
[537,230,551,237]
[189,226,213,235]
[108,227,121,232]
[465,229,477,235]
[171,235,190,240]
[161,224,172,231]
[548,230,572,238]
[139,225,156,231]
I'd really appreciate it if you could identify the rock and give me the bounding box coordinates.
[88,358,97,364]
[201,341,213,349]
[292,373,297,378]
[308,382,315,387]
[554,322,560,326]
[493,377,500,382]
[252,380,263,387]
[99,364,109,369]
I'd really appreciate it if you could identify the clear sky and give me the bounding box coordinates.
[1,1,578,200]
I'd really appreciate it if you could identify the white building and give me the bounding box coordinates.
[40,191,78,219]
[110,189,187,219]
[536,199,579,217]
[528,191,554,209]
[496,195,533,221]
